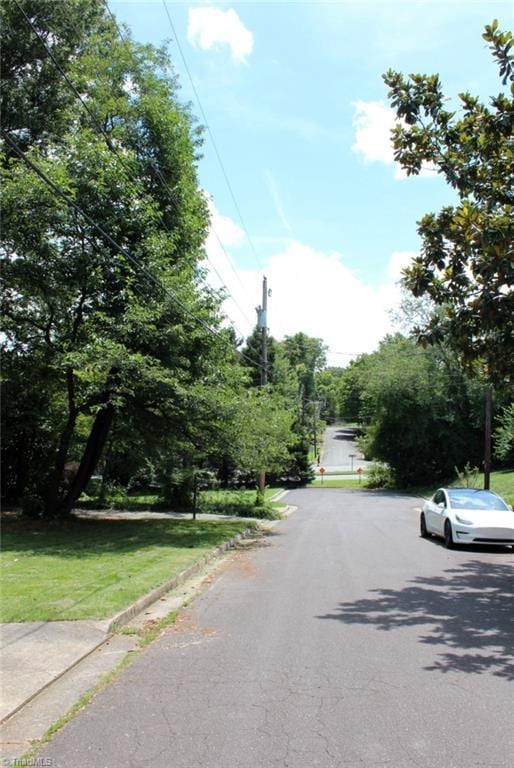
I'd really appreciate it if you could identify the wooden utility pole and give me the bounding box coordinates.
[256,276,268,500]
[260,276,268,388]
[483,383,492,490]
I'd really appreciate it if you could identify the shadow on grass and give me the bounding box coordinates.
[1,517,253,559]
[317,558,514,680]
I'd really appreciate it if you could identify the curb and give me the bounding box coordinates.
[2,525,257,726]
[268,489,290,503]
[107,526,255,632]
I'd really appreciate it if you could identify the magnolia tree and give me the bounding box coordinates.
[384,21,513,383]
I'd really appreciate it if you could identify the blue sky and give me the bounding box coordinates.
[110,0,513,364]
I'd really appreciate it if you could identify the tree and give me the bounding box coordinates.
[0,0,233,516]
[383,21,514,382]
[354,337,485,486]
[494,403,514,463]
[232,389,293,503]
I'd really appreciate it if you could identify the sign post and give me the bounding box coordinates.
[319,467,326,485]
[356,467,364,485]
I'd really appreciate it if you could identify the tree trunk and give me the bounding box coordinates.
[57,402,115,517]
[45,368,78,517]
[45,411,78,516]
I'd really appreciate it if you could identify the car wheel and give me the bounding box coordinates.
[420,513,430,538]
[444,519,454,549]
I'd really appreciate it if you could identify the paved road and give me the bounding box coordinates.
[40,490,514,768]
[320,425,371,472]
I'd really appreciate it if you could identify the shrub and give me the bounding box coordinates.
[365,462,396,489]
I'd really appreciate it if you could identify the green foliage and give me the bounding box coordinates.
[1,2,246,516]
[454,462,480,488]
[1,517,252,621]
[232,388,293,477]
[350,336,485,486]
[383,22,514,382]
[494,403,514,461]
[364,463,396,489]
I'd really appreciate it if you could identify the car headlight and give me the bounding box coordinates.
[455,514,473,525]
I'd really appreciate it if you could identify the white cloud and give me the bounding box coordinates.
[202,202,408,366]
[263,170,293,234]
[352,100,438,180]
[206,196,244,248]
[388,250,417,282]
[352,100,396,166]
[187,7,253,64]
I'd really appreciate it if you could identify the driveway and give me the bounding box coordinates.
[39,489,514,768]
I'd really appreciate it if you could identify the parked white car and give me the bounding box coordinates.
[420,488,514,548]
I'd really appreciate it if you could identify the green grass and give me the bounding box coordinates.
[198,487,283,518]
[309,477,366,488]
[314,470,361,476]
[405,469,514,502]
[307,469,514,501]
[484,469,514,505]
[77,487,284,517]
[0,517,253,622]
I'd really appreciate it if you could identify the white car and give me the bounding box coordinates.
[420,488,514,548]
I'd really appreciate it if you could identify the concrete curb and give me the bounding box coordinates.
[269,489,290,503]
[107,526,255,632]
[2,524,257,727]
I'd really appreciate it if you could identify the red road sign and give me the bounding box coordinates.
[356,467,364,474]
[319,467,326,474]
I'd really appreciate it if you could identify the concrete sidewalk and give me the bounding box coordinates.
[0,505,291,765]
[0,620,109,722]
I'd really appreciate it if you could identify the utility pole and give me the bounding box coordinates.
[256,276,269,501]
[483,383,492,490]
[259,276,268,388]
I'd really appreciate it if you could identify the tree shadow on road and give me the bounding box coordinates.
[333,428,359,441]
[317,558,514,680]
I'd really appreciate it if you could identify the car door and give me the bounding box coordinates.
[425,491,442,532]
[431,490,447,535]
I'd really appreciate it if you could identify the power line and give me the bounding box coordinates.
[15,0,255,334]
[161,0,264,272]
[1,129,262,372]
[101,0,255,327]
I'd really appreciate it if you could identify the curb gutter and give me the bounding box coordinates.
[107,527,255,631]
[2,525,255,726]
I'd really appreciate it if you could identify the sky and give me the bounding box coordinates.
[110,0,513,366]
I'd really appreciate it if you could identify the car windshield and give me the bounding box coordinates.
[447,489,509,511]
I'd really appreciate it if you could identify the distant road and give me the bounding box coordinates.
[320,424,372,471]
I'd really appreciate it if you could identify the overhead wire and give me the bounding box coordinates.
[15,0,256,335]
[102,0,256,327]
[161,0,265,273]
[1,129,265,373]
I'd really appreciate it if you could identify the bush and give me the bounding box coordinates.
[454,462,480,488]
[364,462,396,489]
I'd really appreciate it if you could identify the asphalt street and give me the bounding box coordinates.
[40,489,514,768]
[320,425,371,472]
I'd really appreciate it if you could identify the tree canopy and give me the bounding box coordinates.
[384,21,514,383]
[1,0,239,515]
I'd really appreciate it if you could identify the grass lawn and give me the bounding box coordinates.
[77,487,284,517]
[309,477,366,489]
[199,487,283,517]
[483,469,514,505]
[1,517,254,622]
[406,469,514,503]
